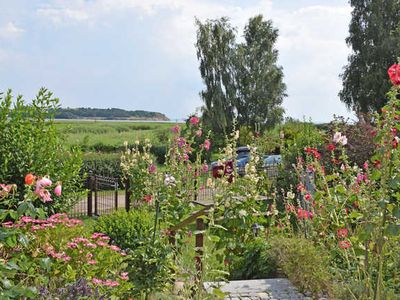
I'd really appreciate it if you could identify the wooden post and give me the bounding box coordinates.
[195,217,204,281]
[114,182,118,210]
[94,175,98,216]
[87,175,93,217]
[125,178,131,212]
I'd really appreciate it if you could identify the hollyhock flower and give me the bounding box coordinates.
[25,173,35,185]
[337,228,348,238]
[204,139,211,151]
[196,129,202,137]
[327,144,335,151]
[305,193,311,201]
[393,136,399,149]
[363,161,369,170]
[143,194,152,203]
[189,116,200,125]
[148,164,157,174]
[333,132,342,143]
[171,124,180,133]
[177,137,186,148]
[202,164,209,173]
[388,64,400,85]
[54,184,62,197]
[340,135,348,145]
[338,240,351,249]
[297,183,305,192]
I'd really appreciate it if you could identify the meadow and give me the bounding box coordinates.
[55,120,175,151]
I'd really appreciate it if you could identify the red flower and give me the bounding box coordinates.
[388,64,400,85]
[374,160,381,169]
[143,195,152,203]
[337,228,348,238]
[338,240,351,249]
[327,144,335,151]
[25,173,35,185]
[305,193,311,201]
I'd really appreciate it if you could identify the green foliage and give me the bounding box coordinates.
[340,0,400,113]
[0,89,83,215]
[229,238,277,280]
[269,236,333,298]
[94,208,174,296]
[55,107,169,120]
[0,214,132,299]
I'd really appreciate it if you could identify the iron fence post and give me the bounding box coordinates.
[94,175,98,216]
[125,178,131,212]
[87,175,93,217]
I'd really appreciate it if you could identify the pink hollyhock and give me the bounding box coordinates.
[337,228,348,238]
[171,124,180,133]
[148,164,157,174]
[388,64,400,85]
[202,164,209,173]
[54,184,62,197]
[204,139,211,151]
[305,193,311,201]
[37,176,52,188]
[144,194,152,203]
[189,116,200,125]
[196,129,202,137]
[339,240,351,249]
[120,272,129,281]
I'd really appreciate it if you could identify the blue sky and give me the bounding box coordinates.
[0,0,354,122]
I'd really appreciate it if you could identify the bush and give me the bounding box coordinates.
[0,89,83,215]
[0,214,132,299]
[269,236,333,298]
[229,238,277,280]
[94,208,174,296]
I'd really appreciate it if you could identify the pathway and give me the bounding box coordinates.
[205,278,319,300]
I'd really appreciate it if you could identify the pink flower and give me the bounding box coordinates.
[189,116,200,125]
[363,161,369,170]
[143,195,152,203]
[86,253,93,259]
[305,193,311,201]
[339,240,351,249]
[120,272,129,281]
[35,189,52,202]
[36,176,52,188]
[202,164,209,173]
[88,260,97,265]
[67,242,78,249]
[171,124,180,134]
[148,164,157,174]
[196,129,202,137]
[92,278,103,285]
[337,228,348,238]
[2,221,14,228]
[109,245,121,251]
[204,139,211,151]
[54,184,62,197]
[388,64,400,85]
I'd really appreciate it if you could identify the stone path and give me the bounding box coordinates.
[204,278,313,300]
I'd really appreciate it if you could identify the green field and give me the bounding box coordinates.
[55,120,176,150]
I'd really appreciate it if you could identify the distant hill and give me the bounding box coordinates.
[55,107,169,121]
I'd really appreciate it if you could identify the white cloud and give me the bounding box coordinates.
[0,22,24,39]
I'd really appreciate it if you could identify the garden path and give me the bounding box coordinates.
[205,278,320,300]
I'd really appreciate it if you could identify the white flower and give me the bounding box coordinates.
[238,209,247,217]
[287,191,295,200]
[339,135,348,146]
[333,132,342,143]
[164,174,176,186]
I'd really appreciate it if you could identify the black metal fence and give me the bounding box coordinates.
[69,174,123,218]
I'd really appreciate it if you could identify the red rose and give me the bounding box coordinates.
[388,64,400,86]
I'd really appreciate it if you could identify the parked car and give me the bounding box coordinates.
[211,147,281,179]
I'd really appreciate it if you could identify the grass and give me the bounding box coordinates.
[55,120,176,149]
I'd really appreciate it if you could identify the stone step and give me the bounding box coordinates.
[204,278,313,300]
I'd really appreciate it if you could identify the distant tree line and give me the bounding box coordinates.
[54,107,169,121]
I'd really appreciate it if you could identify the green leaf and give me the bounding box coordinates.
[385,224,400,236]
[18,234,29,248]
[371,170,382,181]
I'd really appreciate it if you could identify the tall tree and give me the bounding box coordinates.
[340,0,400,114]
[236,15,286,128]
[195,16,286,136]
[195,17,237,136]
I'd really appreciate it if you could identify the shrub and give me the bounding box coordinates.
[269,236,333,298]
[229,238,277,280]
[0,214,132,299]
[0,89,83,215]
[94,208,174,296]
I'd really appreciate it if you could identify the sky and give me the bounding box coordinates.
[0,0,356,122]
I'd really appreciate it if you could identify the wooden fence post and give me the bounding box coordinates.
[87,175,93,217]
[195,217,204,281]
[125,178,131,212]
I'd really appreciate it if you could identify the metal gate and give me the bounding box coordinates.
[69,174,120,217]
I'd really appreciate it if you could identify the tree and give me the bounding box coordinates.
[195,15,286,137]
[236,15,286,129]
[339,0,400,114]
[195,17,237,136]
